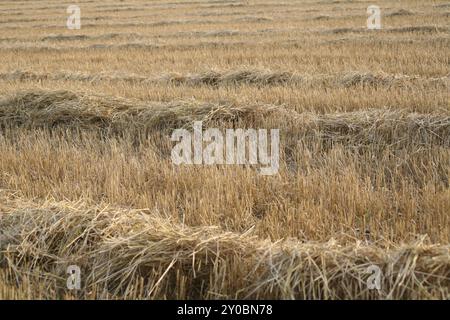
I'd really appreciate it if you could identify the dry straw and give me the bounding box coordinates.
[1,90,449,149]
[1,69,448,89]
[1,199,449,299]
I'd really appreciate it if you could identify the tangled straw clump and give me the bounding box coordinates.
[310,109,450,147]
[162,69,297,86]
[386,9,415,17]
[0,90,287,133]
[1,198,448,299]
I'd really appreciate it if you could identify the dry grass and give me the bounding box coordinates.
[0,0,449,300]
[1,69,448,89]
[1,198,448,299]
[1,90,448,150]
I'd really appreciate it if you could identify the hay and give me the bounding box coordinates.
[41,34,89,42]
[386,9,415,17]
[1,69,448,89]
[0,90,448,148]
[1,198,448,299]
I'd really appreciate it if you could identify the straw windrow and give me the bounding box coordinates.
[1,69,448,89]
[1,198,448,299]
[0,90,448,148]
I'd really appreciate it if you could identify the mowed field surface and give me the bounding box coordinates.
[0,0,449,299]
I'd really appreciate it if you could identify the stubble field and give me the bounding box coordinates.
[0,0,449,299]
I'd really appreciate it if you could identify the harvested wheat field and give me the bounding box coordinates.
[0,0,449,300]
